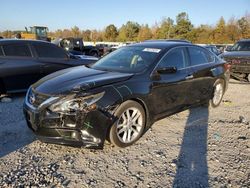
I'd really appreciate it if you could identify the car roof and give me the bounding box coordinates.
[128,40,193,50]
[0,39,52,45]
[238,39,250,42]
[145,39,191,43]
[204,45,217,48]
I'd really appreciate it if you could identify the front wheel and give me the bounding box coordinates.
[210,79,225,108]
[109,100,146,147]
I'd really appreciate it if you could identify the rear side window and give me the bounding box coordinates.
[34,43,68,59]
[158,47,187,69]
[3,44,32,57]
[188,47,213,66]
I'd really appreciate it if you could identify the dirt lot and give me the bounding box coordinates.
[0,80,249,188]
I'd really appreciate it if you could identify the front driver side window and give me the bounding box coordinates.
[158,47,186,70]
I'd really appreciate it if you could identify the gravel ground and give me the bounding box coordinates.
[0,80,249,188]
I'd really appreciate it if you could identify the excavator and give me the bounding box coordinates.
[16,26,51,41]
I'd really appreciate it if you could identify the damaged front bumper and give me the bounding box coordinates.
[23,92,113,149]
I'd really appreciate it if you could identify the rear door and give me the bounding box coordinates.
[0,43,41,92]
[32,43,72,77]
[186,46,217,104]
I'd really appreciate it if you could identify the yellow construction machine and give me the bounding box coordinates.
[16,26,51,41]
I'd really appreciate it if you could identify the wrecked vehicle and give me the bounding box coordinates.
[220,39,250,82]
[23,40,230,148]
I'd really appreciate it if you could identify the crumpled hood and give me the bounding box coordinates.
[221,51,250,59]
[33,66,133,95]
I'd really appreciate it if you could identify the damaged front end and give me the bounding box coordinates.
[23,88,115,149]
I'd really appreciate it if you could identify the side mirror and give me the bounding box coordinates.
[157,67,177,74]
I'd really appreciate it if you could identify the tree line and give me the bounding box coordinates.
[1,12,250,44]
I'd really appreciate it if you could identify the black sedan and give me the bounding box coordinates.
[23,40,230,148]
[0,39,97,94]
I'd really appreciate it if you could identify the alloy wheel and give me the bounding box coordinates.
[116,107,143,143]
[213,82,224,106]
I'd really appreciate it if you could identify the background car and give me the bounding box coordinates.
[95,43,113,56]
[24,40,230,149]
[58,38,100,57]
[0,39,98,94]
[220,39,250,81]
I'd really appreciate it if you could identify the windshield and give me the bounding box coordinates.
[91,46,161,73]
[35,27,48,37]
[231,41,250,51]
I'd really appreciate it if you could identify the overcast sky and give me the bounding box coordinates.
[1,0,249,31]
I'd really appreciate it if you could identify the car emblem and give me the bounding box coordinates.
[29,93,36,104]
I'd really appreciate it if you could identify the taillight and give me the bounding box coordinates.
[224,63,231,70]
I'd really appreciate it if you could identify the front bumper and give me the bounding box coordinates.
[23,100,113,149]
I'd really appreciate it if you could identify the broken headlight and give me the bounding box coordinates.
[48,91,105,114]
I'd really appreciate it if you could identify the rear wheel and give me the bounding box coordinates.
[210,79,225,108]
[109,100,146,147]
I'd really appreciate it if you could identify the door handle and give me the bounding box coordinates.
[185,75,194,80]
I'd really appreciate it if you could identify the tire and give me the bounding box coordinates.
[109,100,146,147]
[210,79,225,108]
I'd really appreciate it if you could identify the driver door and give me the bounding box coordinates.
[149,47,193,119]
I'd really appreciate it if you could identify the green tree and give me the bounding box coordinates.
[104,24,118,41]
[226,17,240,43]
[117,21,140,41]
[125,21,140,41]
[117,25,127,42]
[155,17,174,39]
[174,12,193,40]
[192,25,214,44]
[238,17,250,38]
[137,24,152,41]
[71,26,81,38]
[82,29,92,41]
[91,30,104,42]
[214,17,227,43]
